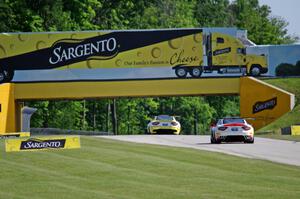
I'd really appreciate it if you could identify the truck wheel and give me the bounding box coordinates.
[189,67,203,78]
[250,65,261,76]
[175,67,187,78]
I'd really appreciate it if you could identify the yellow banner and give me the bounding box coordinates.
[0,132,30,139]
[5,136,80,152]
[291,126,300,136]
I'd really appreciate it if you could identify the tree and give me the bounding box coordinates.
[229,0,298,44]
[194,0,231,27]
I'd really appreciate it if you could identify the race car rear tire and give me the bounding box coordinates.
[249,139,254,144]
[210,136,215,144]
[245,139,254,144]
[215,139,221,144]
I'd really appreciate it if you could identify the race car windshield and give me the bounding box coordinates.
[157,115,173,120]
[223,118,245,124]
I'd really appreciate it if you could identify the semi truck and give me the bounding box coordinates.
[0,28,267,83]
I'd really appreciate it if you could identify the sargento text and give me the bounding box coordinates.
[49,38,117,64]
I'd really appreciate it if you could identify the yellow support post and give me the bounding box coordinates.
[240,77,295,130]
[0,83,17,133]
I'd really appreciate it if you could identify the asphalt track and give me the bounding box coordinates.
[100,135,300,166]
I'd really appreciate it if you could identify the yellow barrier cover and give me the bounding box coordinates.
[0,132,30,139]
[5,136,80,152]
[291,126,300,136]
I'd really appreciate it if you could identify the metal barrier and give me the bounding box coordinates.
[21,106,37,132]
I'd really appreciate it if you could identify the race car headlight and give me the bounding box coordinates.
[152,122,160,125]
[171,122,178,126]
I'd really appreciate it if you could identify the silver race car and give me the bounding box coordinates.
[210,118,254,144]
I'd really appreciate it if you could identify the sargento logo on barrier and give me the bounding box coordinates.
[253,97,277,114]
[49,37,118,65]
[5,136,80,152]
[20,138,66,150]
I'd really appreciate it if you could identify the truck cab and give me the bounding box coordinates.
[205,32,268,76]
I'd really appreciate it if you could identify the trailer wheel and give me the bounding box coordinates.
[5,68,14,82]
[175,67,187,78]
[0,68,14,83]
[250,65,261,76]
[189,67,203,78]
[0,68,6,83]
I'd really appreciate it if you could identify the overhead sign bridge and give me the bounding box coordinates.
[0,29,295,133]
[0,77,295,133]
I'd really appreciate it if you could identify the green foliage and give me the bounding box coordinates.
[0,0,100,31]
[195,0,231,27]
[276,61,300,76]
[204,96,240,118]
[138,0,197,28]
[229,0,298,44]
[28,100,84,130]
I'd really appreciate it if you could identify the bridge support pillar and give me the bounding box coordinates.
[0,83,21,133]
[240,77,295,130]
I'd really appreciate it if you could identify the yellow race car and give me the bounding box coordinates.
[147,115,181,135]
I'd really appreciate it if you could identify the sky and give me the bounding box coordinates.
[258,0,300,37]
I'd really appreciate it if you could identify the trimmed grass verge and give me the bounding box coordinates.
[1,136,299,199]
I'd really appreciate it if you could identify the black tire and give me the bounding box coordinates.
[6,69,14,82]
[249,65,261,76]
[175,67,187,78]
[210,135,215,144]
[215,139,221,144]
[245,138,254,144]
[145,128,150,134]
[189,67,203,78]
[0,67,14,83]
[0,68,5,83]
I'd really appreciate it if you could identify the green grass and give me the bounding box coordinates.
[257,78,300,141]
[257,134,300,142]
[257,105,300,134]
[1,136,300,199]
[264,78,300,105]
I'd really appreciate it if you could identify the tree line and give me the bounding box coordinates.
[0,0,297,134]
